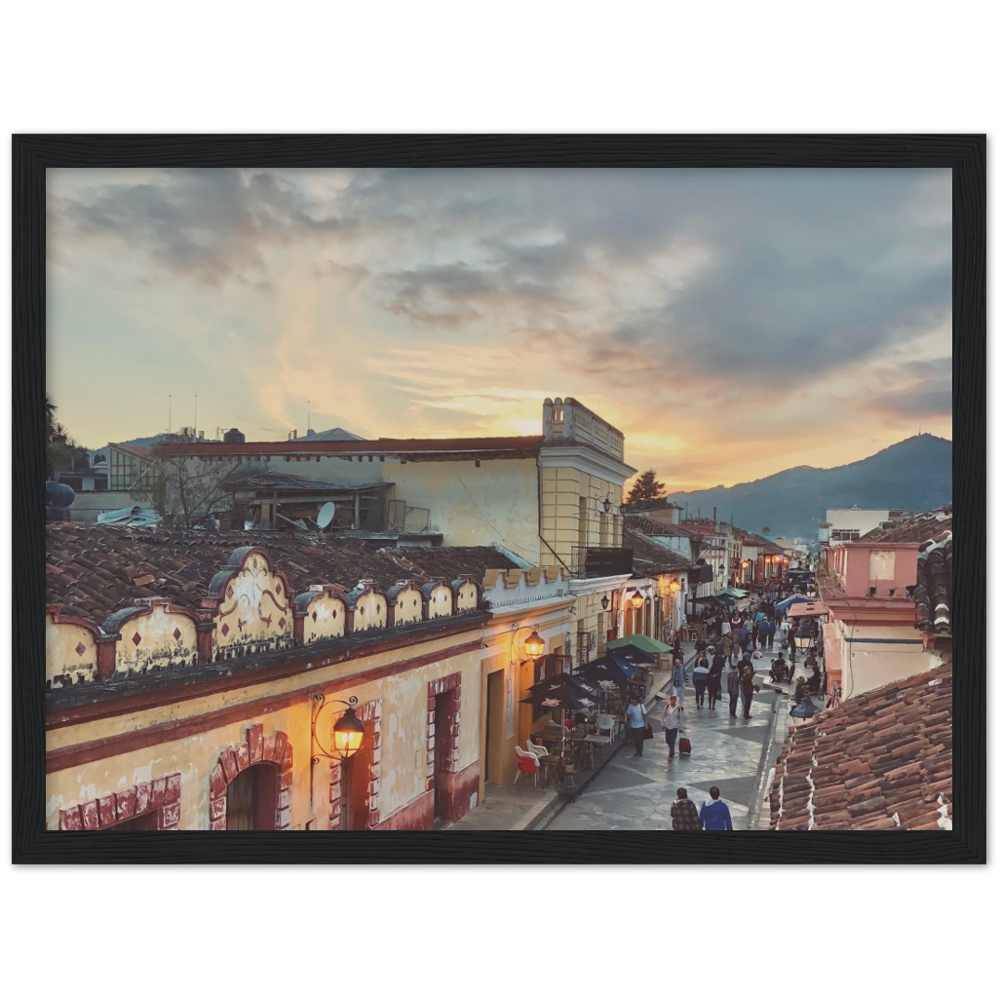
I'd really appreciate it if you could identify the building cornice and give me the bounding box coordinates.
[568,574,633,596]
[539,445,637,484]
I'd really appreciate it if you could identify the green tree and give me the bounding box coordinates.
[624,469,667,507]
[761,526,772,537]
[45,394,78,479]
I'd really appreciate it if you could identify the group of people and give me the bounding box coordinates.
[676,641,760,719]
[670,786,734,831]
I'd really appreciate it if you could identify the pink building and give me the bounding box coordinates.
[820,505,952,700]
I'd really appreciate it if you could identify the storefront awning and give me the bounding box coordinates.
[786,601,830,619]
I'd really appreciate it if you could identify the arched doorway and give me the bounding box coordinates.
[225,762,279,831]
[208,725,293,831]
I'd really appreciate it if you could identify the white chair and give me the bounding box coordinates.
[525,738,549,759]
[597,713,618,739]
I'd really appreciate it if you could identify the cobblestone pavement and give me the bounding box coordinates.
[545,669,777,832]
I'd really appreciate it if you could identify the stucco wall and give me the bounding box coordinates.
[46,635,485,831]
[540,466,623,568]
[113,604,198,677]
[827,624,928,700]
[46,619,98,688]
[388,458,540,563]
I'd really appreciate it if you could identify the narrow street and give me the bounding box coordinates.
[544,670,778,831]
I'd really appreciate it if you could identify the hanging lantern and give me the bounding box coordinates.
[523,629,545,659]
[332,707,366,760]
[630,591,645,610]
[670,580,681,593]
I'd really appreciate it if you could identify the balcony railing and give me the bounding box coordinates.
[571,546,634,578]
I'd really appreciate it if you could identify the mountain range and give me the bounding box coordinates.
[667,434,953,539]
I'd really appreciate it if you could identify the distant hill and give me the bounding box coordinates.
[668,435,952,539]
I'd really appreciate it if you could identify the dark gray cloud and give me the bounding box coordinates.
[53,168,352,285]
[862,357,953,420]
[342,168,952,396]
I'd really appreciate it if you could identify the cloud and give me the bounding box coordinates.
[51,168,352,286]
[858,356,953,420]
[46,166,953,484]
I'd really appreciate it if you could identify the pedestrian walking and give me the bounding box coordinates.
[727,663,741,717]
[751,620,759,649]
[670,788,700,831]
[741,664,756,719]
[624,694,649,758]
[661,695,682,758]
[671,658,688,709]
[699,786,734,830]
[695,636,708,656]
[707,654,724,710]
[766,617,776,649]
[721,632,734,664]
[692,654,710,708]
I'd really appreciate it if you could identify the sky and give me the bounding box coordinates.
[46,167,952,491]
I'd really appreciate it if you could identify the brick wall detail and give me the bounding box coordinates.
[59,772,182,831]
[208,723,293,831]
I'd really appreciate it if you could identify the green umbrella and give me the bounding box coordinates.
[607,634,671,655]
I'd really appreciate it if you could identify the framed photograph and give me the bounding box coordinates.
[14,135,984,863]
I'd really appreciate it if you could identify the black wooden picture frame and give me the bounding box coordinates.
[12,134,985,863]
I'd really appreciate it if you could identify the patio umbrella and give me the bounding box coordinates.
[607,634,671,655]
[577,654,638,688]
[521,672,602,758]
[521,672,602,712]
[776,594,810,612]
[607,643,657,666]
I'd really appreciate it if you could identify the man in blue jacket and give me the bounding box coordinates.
[699,786,734,831]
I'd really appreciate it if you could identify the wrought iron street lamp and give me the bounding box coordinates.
[311,694,366,763]
[669,579,681,593]
[523,629,545,659]
[630,590,645,610]
[603,496,612,514]
[600,594,611,611]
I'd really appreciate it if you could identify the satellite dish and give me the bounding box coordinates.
[316,502,335,530]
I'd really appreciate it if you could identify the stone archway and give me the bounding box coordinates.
[208,724,293,831]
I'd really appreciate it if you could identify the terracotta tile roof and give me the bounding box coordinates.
[45,523,518,629]
[914,532,953,636]
[769,661,952,831]
[623,526,696,577]
[625,514,690,536]
[157,435,544,459]
[373,545,523,585]
[110,443,153,459]
[859,503,953,543]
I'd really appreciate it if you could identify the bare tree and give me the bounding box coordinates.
[131,447,247,528]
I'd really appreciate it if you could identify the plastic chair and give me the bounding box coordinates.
[597,713,618,739]
[525,738,549,759]
[514,747,540,786]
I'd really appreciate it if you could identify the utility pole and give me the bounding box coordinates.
[307,399,311,433]
[194,392,198,437]
[168,394,172,433]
